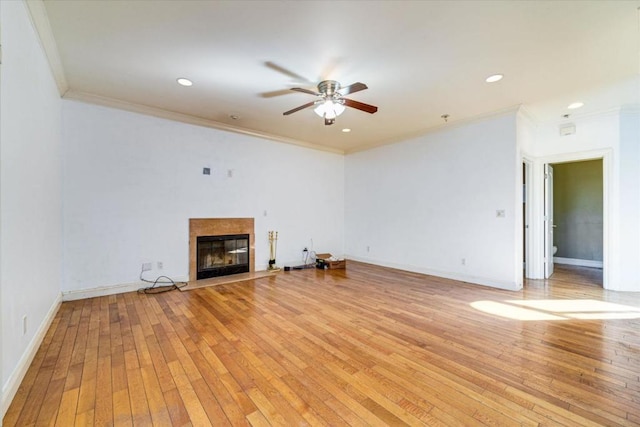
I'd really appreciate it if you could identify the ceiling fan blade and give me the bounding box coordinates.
[291,87,320,96]
[343,98,378,114]
[264,61,313,84]
[283,101,316,116]
[260,89,296,98]
[338,82,368,96]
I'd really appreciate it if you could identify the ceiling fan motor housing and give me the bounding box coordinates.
[318,80,341,96]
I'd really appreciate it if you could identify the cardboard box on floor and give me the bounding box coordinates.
[315,253,346,270]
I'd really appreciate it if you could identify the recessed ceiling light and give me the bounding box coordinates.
[485,74,503,83]
[230,114,240,120]
[176,78,193,87]
[568,102,584,109]
[342,128,351,133]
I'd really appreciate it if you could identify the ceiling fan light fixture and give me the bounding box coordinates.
[314,99,345,119]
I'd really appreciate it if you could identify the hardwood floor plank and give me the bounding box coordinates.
[111,387,133,427]
[34,377,65,425]
[245,410,270,427]
[126,363,152,425]
[5,262,640,426]
[190,378,232,426]
[244,387,289,426]
[74,408,95,427]
[162,387,191,427]
[139,365,173,426]
[188,348,252,425]
[166,360,210,425]
[93,355,113,427]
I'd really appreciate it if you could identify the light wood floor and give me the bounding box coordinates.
[4,262,640,426]
[549,264,603,287]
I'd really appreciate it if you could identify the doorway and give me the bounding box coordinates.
[523,150,610,288]
[544,159,604,286]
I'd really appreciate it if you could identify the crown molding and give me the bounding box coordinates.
[62,91,346,155]
[516,105,540,126]
[543,105,638,127]
[24,0,69,96]
[620,104,640,114]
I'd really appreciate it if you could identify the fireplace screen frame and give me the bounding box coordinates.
[196,234,250,280]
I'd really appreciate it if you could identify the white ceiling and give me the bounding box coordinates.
[37,0,640,153]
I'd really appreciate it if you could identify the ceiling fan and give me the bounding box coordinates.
[283,80,378,125]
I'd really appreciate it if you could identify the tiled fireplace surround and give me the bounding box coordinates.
[189,218,255,282]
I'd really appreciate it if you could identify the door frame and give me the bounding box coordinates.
[544,164,555,278]
[522,158,534,279]
[526,149,611,288]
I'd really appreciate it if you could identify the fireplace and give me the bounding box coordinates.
[197,234,250,279]
[189,218,255,282]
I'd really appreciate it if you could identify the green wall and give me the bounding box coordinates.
[553,159,603,261]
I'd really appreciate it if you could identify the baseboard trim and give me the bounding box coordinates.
[62,276,190,301]
[346,255,522,291]
[1,292,62,420]
[554,257,603,268]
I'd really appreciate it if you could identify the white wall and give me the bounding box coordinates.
[614,108,640,291]
[62,101,344,293]
[345,112,522,290]
[1,0,63,415]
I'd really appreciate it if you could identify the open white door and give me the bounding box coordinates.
[544,164,554,278]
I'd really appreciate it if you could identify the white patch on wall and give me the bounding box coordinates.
[559,123,576,136]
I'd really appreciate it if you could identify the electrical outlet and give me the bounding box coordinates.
[366,246,370,253]
[142,262,152,272]
[461,258,466,266]
[157,261,163,270]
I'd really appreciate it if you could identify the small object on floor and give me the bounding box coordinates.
[284,264,316,271]
[315,253,347,270]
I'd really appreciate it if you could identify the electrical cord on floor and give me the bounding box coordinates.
[137,267,187,294]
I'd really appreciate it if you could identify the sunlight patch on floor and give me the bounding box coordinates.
[471,299,640,320]
[471,301,566,320]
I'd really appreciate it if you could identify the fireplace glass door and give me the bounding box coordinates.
[197,234,250,279]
